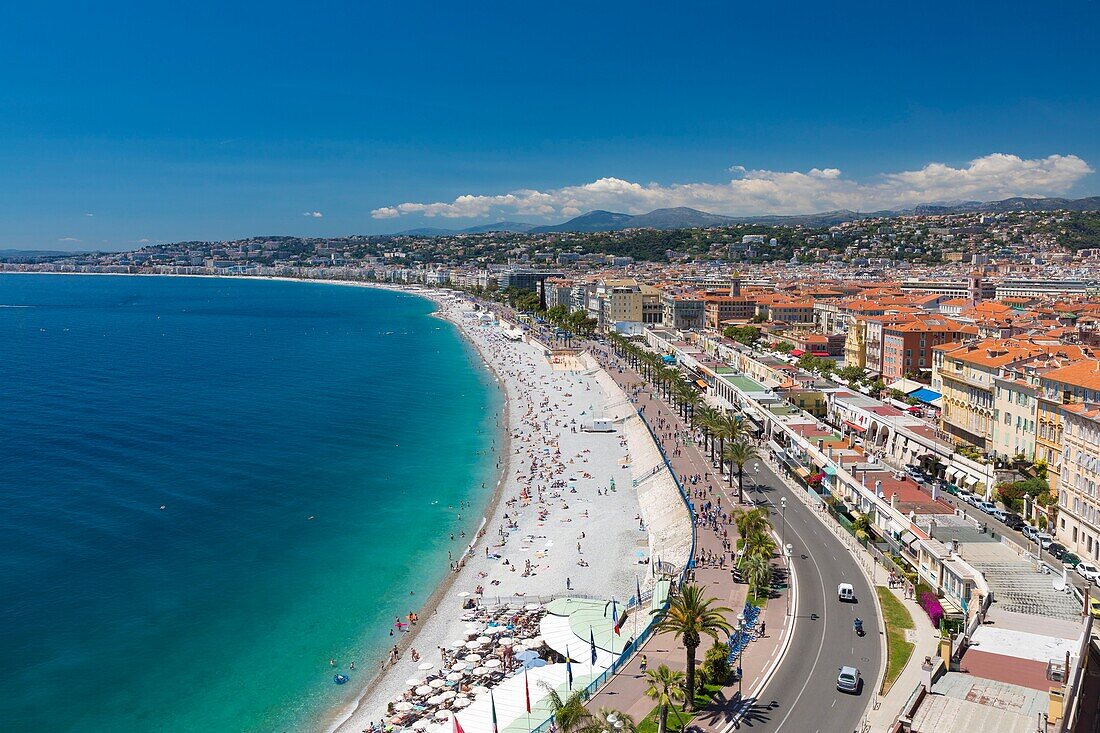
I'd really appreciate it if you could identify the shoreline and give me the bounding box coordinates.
[323,288,516,733]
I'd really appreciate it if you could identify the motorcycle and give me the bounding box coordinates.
[854,617,864,636]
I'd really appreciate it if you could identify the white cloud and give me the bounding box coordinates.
[84,212,94,217]
[58,237,80,242]
[138,238,152,243]
[303,211,323,218]
[371,153,1093,220]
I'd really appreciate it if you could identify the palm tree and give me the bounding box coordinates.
[644,665,686,733]
[539,683,592,733]
[722,440,760,504]
[652,584,733,711]
[694,406,720,459]
[744,552,772,599]
[712,413,742,477]
[587,708,638,733]
[732,506,771,541]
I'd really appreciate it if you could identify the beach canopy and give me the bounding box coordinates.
[434,710,451,720]
[484,659,501,669]
[446,672,463,682]
[515,650,539,662]
[412,719,430,730]
[427,694,445,705]
[429,679,446,688]
[452,698,471,708]
[394,702,413,712]
[464,640,481,649]
[472,666,489,675]
[471,685,489,695]
[450,662,468,671]
[439,690,457,700]
[415,685,433,696]
[406,678,422,686]
[418,662,435,671]
[464,654,482,662]
[523,658,547,669]
[476,636,491,644]
[524,603,541,610]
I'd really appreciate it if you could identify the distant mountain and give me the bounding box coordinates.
[530,210,636,233]
[391,195,1100,237]
[396,221,538,236]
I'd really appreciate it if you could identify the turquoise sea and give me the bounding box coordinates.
[0,275,501,732]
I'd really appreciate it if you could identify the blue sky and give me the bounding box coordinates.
[2,1,1098,250]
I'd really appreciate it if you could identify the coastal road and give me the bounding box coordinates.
[729,460,883,733]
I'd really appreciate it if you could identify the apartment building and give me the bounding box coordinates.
[1038,360,1100,526]
[661,292,706,330]
[703,294,757,329]
[880,315,974,381]
[992,365,1040,461]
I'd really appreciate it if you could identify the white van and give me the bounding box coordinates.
[838,583,855,602]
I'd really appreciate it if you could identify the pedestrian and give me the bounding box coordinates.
[760,621,766,637]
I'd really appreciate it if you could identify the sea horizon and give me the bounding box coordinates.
[0,273,503,732]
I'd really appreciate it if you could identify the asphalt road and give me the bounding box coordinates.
[725,461,883,733]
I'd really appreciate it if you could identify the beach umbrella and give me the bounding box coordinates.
[452,698,471,709]
[429,678,446,688]
[439,690,457,700]
[515,650,539,662]
[418,662,435,671]
[476,636,491,645]
[450,662,468,672]
[412,719,430,730]
[427,695,445,705]
[464,640,480,649]
[457,591,470,597]
[463,654,482,662]
[484,659,501,669]
[415,685,433,696]
[524,603,541,611]
[446,672,463,682]
[406,678,422,686]
[523,658,547,669]
[395,702,414,712]
[485,627,508,635]
[471,685,490,696]
[450,640,466,648]
[435,710,452,720]
[473,666,489,675]
[499,637,514,645]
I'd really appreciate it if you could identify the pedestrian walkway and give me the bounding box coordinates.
[581,344,792,730]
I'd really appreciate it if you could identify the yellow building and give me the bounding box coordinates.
[844,319,867,369]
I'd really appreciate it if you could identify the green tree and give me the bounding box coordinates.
[652,584,733,710]
[713,412,743,478]
[644,665,686,733]
[743,552,772,598]
[539,683,592,733]
[723,440,760,503]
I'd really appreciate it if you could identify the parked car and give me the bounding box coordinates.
[1089,598,1100,619]
[1062,553,1082,568]
[1022,525,1039,541]
[837,666,861,694]
[1047,542,1068,560]
[976,501,998,515]
[990,508,1008,522]
[1002,513,1025,530]
[1035,533,1054,549]
[1075,562,1100,583]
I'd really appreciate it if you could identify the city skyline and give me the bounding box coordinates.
[2,0,1099,250]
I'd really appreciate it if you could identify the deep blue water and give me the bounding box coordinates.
[0,275,500,732]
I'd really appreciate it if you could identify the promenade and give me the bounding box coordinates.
[583,341,792,731]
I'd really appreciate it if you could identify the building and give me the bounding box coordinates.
[1038,359,1100,537]
[704,294,757,329]
[900,275,995,300]
[996,279,1094,299]
[661,292,706,330]
[1058,399,1100,563]
[880,316,973,381]
[992,365,1040,461]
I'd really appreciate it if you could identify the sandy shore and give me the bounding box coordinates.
[329,294,655,732]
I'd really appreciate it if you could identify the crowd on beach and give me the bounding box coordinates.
[332,298,648,733]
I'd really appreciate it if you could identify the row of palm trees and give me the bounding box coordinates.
[606,333,761,504]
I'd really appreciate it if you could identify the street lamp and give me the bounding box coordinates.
[780,496,788,548]
[784,543,794,617]
[735,612,746,697]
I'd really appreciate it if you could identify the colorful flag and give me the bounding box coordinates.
[566,646,573,689]
[453,715,466,733]
[636,575,642,607]
[611,598,621,636]
[491,691,499,733]
[589,629,597,665]
[524,670,531,713]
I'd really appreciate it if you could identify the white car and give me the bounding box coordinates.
[1076,562,1100,583]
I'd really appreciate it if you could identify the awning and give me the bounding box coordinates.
[899,530,919,548]
[790,348,806,357]
[945,467,960,481]
[844,421,866,433]
[794,467,811,479]
[823,466,838,476]
[811,351,830,357]
[768,439,785,455]
[964,475,980,486]
[695,379,708,390]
